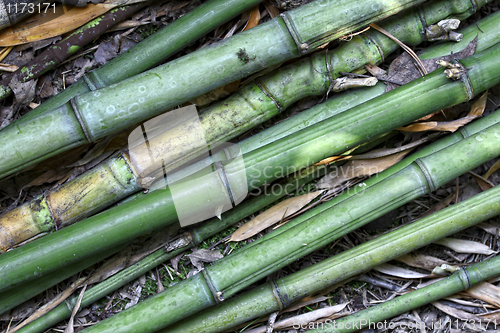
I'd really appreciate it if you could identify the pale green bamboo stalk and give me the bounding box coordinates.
[9,166,325,332]
[309,255,500,332]
[1,43,499,321]
[3,0,497,252]
[13,0,266,114]
[80,119,500,333]
[0,0,432,179]
[164,177,500,333]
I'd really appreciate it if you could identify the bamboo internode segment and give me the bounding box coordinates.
[164,176,500,333]
[0,0,432,179]
[40,45,500,332]
[19,0,267,113]
[0,166,326,323]
[1,41,500,295]
[309,256,500,332]
[1,0,495,252]
[82,115,500,333]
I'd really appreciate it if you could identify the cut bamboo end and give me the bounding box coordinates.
[0,152,141,252]
[0,202,50,253]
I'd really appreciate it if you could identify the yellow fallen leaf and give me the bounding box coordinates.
[242,6,261,31]
[230,191,323,242]
[0,1,148,46]
[484,159,500,180]
[469,90,488,117]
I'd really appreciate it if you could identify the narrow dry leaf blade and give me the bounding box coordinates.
[8,277,86,333]
[399,116,476,132]
[484,159,500,180]
[244,303,349,333]
[0,4,114,46]
[23,169,64,189]
[243,6,261,31]
[477,222,500,235]
[420,192,455,218]
[466,282,500,308]
[0,63,18,72]
[64,284,87,333]
[432,301,484,321]
[317,150,410,189]
[396,254,448,271]
[263,2,280,18]
[469,170,494,191]
[374,263,432,279]
[230,191,323,242]
[433,238,496,255]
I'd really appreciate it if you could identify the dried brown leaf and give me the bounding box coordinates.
[469,170,494,191]
[398,116,476,133]
[22,169,67,189]
[433,238,496,255]
[373,263,433,279]
[230,191,323,242]
[243,6,261,31]
[64,283,87,333]
[188,248,223,270]
[466,282,500,308]
[8,277,86,333]
[263,1,280,18]
[0,4,115,46]
[469,91,488,117]
[317,149,411,190]
[0,63,18,72]
[395,254,448,272]
[477,222,500,235]
[484,159,500,180]
[420,192,455,219]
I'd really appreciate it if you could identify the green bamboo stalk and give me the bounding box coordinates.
[3,0,496,251]
[9,166,325,332]
[0,3,148,101]
[0,41,498,296]
[78,118,500,333]
[163,178,500,333]
[0,165,326,316]
[308,256,500,332]
[19,0,266,115]
[0,0,432,179]
[0,242,128,317]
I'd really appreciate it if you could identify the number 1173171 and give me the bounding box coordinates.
[7,2,56,14]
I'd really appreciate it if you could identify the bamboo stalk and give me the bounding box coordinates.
[0,41,499,294]
[8,166,325,332]
[0,0,432,179]
[163,179,500,333]
[3,1,497,251]
[307,256,500,332]
[0,3,148,102]
[0,242,128,317]
[20,0,266,115]
[74,114,500,332]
